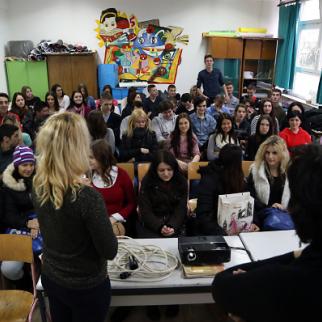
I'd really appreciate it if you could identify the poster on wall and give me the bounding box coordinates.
[95,8,189,84]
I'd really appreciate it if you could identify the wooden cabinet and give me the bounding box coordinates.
[208,37,243,59]
[46,53,98,97]
[206,36,278,97]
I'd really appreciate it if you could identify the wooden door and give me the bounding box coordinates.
[47,55,73,96]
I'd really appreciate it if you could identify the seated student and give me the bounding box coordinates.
[51,83,70,111]
[120,109,158,162]
[212,144,322,322]
[120,101,144,139]
[167,113,200,173]
[161,84,180,103]
[137,150,188,238]
[89,139,136,235]
[87,110,115,155]
[2,114,32,147]
[44,92,60,115]
[240,83,261,109]
[151,100,177,143]
[233,104,250,150]
[245,115,274,161]
[99,92,122,147]
[1,146,37,287]
[247,135,290,227]
[95,85,118,111]
[190,96,217,149]
[280,101,307,131]
[176,93,195,115]
[66,91,91,119]
[279,110,311,153]
[77,83,96,109]
[21,86,41,110]
[0,92,20,125]
[32,101,50,135]
[270,88,286,125]
[121,91,143,119]
[207,113,238,161]
[0,124,20,176]
[225,81,239,114]
[244,99,257,122]
[251,99,279,135]
[196,144,252,235]
[10,92,34,137]
[143,84,163,118]
[206,94,231,122]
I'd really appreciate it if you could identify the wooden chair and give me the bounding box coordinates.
[117,162,135,182]
[242,160,253,177]
[0,234,38,322]
[137,163,150,185]
[187,161,208,181]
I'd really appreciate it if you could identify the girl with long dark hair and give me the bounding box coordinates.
[196,144,247,235]
[168,113,200,173]
[137,150,188,238]
[245,114,274,161]
[207,113,238,161]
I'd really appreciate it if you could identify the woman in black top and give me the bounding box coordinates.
[196,144,246,235]
[137,150,188,238]
[245,114,274,161]
[213,144,322,322]
[247,135,290,227]
[120,109,158,162]
[33,112,117,322]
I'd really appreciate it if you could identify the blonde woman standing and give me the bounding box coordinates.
[33,112,117,322]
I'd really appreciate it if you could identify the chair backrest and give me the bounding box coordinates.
[0,234,33,263]
[117,162,135,182]
[187,162,208,181]
[137,163,150,183]
[242,160,253,177]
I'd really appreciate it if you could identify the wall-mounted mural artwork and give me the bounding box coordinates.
[95,8,189,84]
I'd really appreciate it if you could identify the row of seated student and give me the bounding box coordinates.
[0,83,315,169]
[0,132,299,286]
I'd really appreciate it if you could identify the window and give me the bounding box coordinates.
[292,0,322,102]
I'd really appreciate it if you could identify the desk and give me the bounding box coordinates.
[240,230,306,261]
[110,236,250,306]
[36,236,250,321]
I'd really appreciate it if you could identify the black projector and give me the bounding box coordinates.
[178,236,231,265]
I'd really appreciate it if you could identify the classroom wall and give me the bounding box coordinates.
[0,0,9,92]
[3,0,279,95]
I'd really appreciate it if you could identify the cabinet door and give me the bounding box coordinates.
[227,38,243,59]
[208,37,243,59]
[261,40,277,60]
[5,61,49,100]
[70,54,97,97]
[47,55,73,96]
[208,37,228,58]
[244,40,262,59]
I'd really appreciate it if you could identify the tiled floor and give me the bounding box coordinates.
[32,303,232,322]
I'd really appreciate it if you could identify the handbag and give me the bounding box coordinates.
[261,207,295,231]
[217,192,254,235]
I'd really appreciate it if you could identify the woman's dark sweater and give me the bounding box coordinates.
[33,186,118,289]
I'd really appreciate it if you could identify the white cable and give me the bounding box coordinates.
[108,236,179,282]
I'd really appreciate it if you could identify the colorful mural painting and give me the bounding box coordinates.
[95,8,189,84]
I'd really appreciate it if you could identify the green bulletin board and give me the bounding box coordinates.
[5,61,49,100]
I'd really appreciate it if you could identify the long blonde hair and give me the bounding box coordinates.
[33,112,90,209]
[255,135,289,175]
[126,109,151,137]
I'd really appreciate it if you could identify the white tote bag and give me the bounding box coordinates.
[217,192,254,235]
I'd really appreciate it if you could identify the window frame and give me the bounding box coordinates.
[291,0,322,102]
